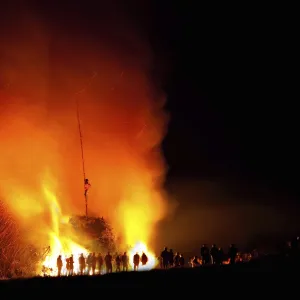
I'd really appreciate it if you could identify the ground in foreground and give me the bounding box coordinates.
[0,257,299,290]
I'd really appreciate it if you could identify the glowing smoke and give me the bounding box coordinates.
[0,3,169,249]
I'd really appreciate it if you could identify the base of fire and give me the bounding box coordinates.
[41,241,158,277]
[40,214,158,277]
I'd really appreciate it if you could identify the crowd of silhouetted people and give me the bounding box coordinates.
[159,235,300,269]
[52,250,150,276]
[159,244,240,269]
[39,234,300,277]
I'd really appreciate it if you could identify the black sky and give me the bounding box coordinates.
[153,3,299,198]
[152,2,300,249]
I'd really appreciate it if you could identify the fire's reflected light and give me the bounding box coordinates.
[128,241,158,271]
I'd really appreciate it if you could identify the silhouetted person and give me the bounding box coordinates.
[79,253,86,275]
[210,244,219,264]
[91,253,97,275]
[179,254,185,267]
[115,254,121,272]
[169,249,174,267]
[161,247,169,269]
[57,255,63,276]
[228,244,238,265]
[66,257,70,275]
[141,252,148,265]
[133,252,140,271]
[97,253,103,274]
[201,244,210,265]
[216,248,224,265]
[84,178,91,196]
[69,255,74,275]
[87,253,93,275]
[122,252,129,271]
[174,252,180,267]
[158,256,163,268]
[105,252,113,273]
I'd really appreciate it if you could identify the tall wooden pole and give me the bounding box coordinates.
[75,95,88,219]
[74,71,97,219]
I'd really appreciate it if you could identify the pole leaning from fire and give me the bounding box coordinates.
[74,72,97,219]
[75,95,88,218]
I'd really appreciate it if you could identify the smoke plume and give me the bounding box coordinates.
[0,2,169,249]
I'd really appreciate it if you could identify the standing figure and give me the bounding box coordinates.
[57,255,63,276]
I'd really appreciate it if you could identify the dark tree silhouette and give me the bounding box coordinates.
[69,216,117,252]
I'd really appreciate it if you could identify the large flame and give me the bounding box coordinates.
[41,178,89,276]
[0,3,169,275]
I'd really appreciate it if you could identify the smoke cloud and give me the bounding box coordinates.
[156,179,299,254]
[0,2,169,248]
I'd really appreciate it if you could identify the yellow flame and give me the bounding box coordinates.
[40,179,89,276]
[116,182,161,272]
[23,169,159,276]
[120,186,153,245]
[39,180,158,276]
[42,239,88,276]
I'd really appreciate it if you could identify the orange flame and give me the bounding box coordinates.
[40,177,89,276]
[0,8,169,275]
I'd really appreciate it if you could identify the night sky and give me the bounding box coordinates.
[155,3,299,193]
[150,2,300,250]
[1,1,299,251]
